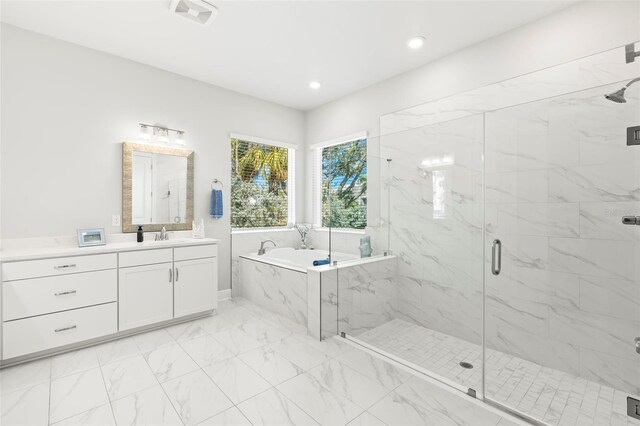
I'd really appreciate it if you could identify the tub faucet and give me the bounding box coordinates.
[155,227,169,241]
[258,240,276,255]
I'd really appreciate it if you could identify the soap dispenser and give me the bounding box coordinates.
[137,225,144,243]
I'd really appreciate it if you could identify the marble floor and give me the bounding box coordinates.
[355,319,640,426]
[0,298,522,426]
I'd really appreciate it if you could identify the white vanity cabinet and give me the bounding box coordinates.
[0,239,218,363]
[118,244,218,331]
[1,253,118,359]
[118,249,174,331]
[174,245,218,317]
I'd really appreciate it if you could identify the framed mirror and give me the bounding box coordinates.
[122,142,194,232]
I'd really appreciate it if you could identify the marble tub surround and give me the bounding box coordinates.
[230,229,300,294]
[237,256,309,329]
[333,256,399,337]
[238,252,398,340]
[0,297,522,426]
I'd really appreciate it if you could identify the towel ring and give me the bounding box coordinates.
[211,179,223,190]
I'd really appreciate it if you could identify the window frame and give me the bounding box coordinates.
[310,131,368,231]
[230,133,296,232]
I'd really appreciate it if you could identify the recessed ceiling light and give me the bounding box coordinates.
[170,0,218,26]
[407,36,426,49]
[309,81,321,90]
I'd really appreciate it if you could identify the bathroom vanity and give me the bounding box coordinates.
[0,238,218,364]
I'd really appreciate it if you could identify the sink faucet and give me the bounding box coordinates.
[155,227,169,241]
[258,239,276,255]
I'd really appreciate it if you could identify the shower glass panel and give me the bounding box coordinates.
[337,116,485,394]
[484,81,640,424]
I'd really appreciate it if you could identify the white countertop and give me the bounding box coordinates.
[0,238,220,262]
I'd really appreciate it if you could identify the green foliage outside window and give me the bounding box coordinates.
[231,139,289,228]
[322,139,367,229]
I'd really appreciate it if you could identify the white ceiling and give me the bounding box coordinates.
[1,0,578,110]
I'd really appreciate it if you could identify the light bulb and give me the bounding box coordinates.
[158,128,169,143]
[175,131,185,145]
[407,36,425,49]
[139,124,150,140]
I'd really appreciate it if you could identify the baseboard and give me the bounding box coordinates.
[218,288,232,301]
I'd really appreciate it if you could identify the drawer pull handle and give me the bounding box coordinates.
[54,264,77,270]
[54,290,77,296]
[54,325,77,333]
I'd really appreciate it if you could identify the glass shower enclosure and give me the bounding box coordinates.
[333,42,640,425]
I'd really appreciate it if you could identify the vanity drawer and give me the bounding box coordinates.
[174,244,217,261]
[2,269,117,321]
[119,248,173,268]
[2,253,117,282]
[2,302,117,359]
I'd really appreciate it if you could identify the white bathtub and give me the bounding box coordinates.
[240,247,358,273]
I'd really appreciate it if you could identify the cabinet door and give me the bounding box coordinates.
[119,262,173,331]
[174,257,217,318]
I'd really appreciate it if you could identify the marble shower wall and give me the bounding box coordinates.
[375,43,640,394]
[484,83,640,395]
[379,114,485,345]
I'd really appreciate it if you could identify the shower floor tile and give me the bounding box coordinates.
[355,319,640,426]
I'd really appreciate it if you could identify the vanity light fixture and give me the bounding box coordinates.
[175,132,186,145]
[407,36,425,49]
[157,128,170,143]
[138,123,186,145]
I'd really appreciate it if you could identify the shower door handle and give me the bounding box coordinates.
[635,337,640,354]
[491,239,502,276]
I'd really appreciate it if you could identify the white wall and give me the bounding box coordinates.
[0,24,306,290]
[304,1,640,224]
[305,1,640,144]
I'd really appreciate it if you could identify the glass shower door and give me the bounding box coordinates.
[484,81,640,425]
[337,114,486,395]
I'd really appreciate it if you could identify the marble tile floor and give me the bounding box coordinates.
[355,319,640,426]
[0,298,523,426]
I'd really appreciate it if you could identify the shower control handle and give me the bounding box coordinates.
[622,216,640,225]
[491,239,502,276]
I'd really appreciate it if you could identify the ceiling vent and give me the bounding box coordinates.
[170,0,218,26]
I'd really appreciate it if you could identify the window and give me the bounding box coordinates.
[313,135,367,229]
[231,136,295,229]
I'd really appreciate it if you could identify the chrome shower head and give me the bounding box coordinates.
[605,77,640,103]
[604,87,627,103]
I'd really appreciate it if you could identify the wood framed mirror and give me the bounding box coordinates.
[122,142,194,233]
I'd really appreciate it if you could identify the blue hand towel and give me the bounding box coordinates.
[210,189,223,219]
[313,258,330,266]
